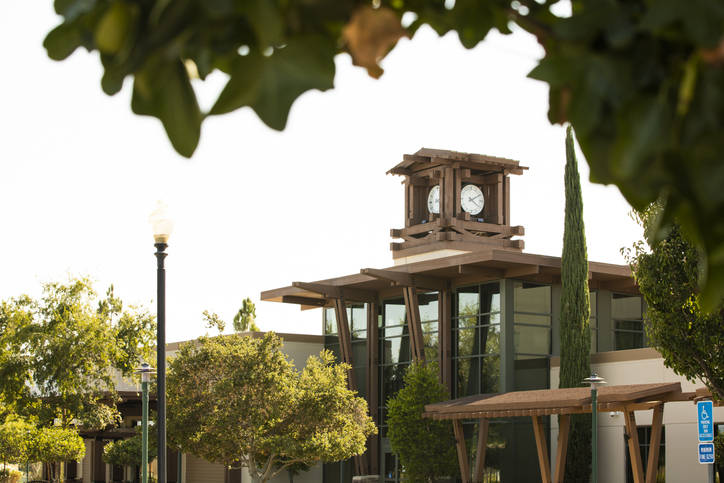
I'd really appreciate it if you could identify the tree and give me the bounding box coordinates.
[558,125,591,482]
[0,276,156,429]
[26,427,85,483]
[43,1,724,306]
[0,417,33,466]
[625,204,724,400]
[233,298,260,332]
[167,332,376,483]
[387,362,459,483]
[103,426,158,468]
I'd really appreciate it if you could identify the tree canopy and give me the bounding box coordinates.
[387,362,459,483]
[166,332,376,483]
[0,276,156,429]
[43,0,724,305]
[626,204,724,400]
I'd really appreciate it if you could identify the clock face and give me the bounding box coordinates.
[461,184,484,215]
[427,185,440,214]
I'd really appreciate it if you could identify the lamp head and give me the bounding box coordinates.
[148,200,175,244]
[135,362,156,384]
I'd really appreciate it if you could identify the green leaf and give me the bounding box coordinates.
[55,0,97,22]
[132,58,202,158]
[211,36,336,131]
[43,22,83,61]
[237,0,284,50]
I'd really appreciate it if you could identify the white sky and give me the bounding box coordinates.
[0,3,641,344]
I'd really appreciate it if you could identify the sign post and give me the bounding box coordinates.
[697,399,715,480]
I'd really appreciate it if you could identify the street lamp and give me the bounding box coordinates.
[149,200,174,483]
[583,374,606,483]
[134,363,156,483]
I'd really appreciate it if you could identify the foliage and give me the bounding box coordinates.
[0,276,156,429]
[0,417,33,465]
[558,125,591,482]
[715,432,724,482]
[387,362,459,483]
[625,204,724,400]
[167,332,376,483]
[43,1,724,306]
[233,298,260,332]
[103,426,158,468]
[0,468,22,483]
[26,427,85,483]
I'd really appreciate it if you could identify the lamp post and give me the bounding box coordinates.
[149,200,174,483]
[135,363,156,483]
[583,374,606,483]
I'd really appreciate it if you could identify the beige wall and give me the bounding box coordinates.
[550,348,723,482]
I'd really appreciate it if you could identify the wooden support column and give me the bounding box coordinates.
[403,286,425,363]
[645,403,664,483]
[532,415,552,483]
[439,290,452,397]
[553,414,570,483]
[366,302,380,476]
[624,408,644,483]
[453,419,472,483]
[472,419,489,483]
[333,299,367,475]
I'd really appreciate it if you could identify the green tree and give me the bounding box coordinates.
[625,204,724,400]
[0,276,156,429]
[167,332,375,483]
[26,427,85,483]
[558,125,591,482]
[43,1,724,306]
[233,298,260,332]
[103,426,158,468]
[0,417,33,466]
[387,362,459,483]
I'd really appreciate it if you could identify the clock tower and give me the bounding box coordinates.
[388,148,527,264]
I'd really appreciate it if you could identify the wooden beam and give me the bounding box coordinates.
[504,265,540,279]
[624,409,644,483]
[600,277,638,291]
[361,268,450,291]
[458,266,504,279]
[553,414,570,483]
[403,286,426,363]
[292,282,377,303]
[332,299,366,476]
[280,296,326,307]
[453,420,472,483]
[532,415,552,483]
[472,419,490,483]
[387,167,412,176]
[645,403,664,483]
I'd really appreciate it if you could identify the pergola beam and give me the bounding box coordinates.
[361,268,450,291]
[291,282,377,303]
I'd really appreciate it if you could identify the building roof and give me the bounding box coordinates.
[261,248,638,308]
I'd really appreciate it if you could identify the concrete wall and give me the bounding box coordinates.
[549,348,723,482]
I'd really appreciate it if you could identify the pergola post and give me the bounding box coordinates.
[624,408,644,483]
[532,415,552,483]
[645,403,664,483]
[453,419,472,483]
[472,418,490,483]
[553,414,571,483]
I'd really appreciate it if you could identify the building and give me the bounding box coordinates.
[261,148,721,483]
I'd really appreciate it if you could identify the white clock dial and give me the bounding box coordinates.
[427,185,440,214]
[461,184,484,216]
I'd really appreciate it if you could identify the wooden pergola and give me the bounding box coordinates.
[423,382,696,483]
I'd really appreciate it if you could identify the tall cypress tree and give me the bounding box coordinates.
[559,125,592,482]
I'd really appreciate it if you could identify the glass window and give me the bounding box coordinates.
[324,307,337,335]
[514,325,551,356]
[513,282,551,313]
[612,293,645,351]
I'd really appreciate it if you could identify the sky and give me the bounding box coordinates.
[0,2,642,344]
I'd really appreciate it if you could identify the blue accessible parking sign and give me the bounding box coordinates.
[699,443,715,464]
[698,400,714,442]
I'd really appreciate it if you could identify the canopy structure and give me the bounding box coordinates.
[423,383,696,483]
